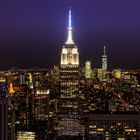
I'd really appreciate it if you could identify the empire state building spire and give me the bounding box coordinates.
[65,8,74,44]
[61,8,79,65]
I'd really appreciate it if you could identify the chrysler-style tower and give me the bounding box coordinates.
[58,8,81,137]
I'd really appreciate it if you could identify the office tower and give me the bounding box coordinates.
[114,69,121,79]
[102,45,107,70]
[19,74,25,84]
[8,95,15,140]
[9,84,32,130]
[97,69,104,81]
[35,89,50,120]
[85,61,92,79]
[0,85,15,140]
[0,90,9,140]
[57,9,81,137]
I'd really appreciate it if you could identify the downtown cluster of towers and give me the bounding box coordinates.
[0,8,108,139]
[1,8,139,140]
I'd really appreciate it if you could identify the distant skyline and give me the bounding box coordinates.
[0,0,140,69]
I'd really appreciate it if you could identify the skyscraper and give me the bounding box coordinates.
[57,8,81,137]
[85,61,92,79]
[0,92,9,140]
[0,85,15,140]
[102,45,107,70]
[35,89,50,120]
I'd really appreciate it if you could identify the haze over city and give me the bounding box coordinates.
[0,0,140,69]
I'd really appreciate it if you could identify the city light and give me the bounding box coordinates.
[0,4,140,140]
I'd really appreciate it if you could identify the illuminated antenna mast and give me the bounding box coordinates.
[66,7,74,44]
[104,45,106,55]
[69,7,72,29]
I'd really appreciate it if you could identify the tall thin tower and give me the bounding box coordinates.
[58,8,81,137]
[0,85,15,140]
[102,45,107,70]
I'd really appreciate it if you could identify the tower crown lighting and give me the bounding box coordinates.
[61,8,79,65]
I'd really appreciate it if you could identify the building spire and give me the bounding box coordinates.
[65,7,74,44]
[102,45,107,70]
[104,45,106,55]
[69,7,72,29]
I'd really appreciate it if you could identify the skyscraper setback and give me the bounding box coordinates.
[57,9,81,137]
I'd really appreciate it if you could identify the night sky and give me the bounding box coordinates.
[0,0,140,69]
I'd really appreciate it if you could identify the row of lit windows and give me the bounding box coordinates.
[61,82,78,85]
[61,85,78,88]
[61,70,78,72]
[61,89,78,92]
[58,122,80,127]
[60,95,78,99]
[89,130,137,136]
[91,122,139,128]
[61,101,78,104]
[61,56,78,63]
[61,65,79,68]
[61,118,79,121]
[60,87,78,91]
[61,76,79,79]
[60,87,78,90]
[60,111,79,115]
[60,90,78,93]
[61,84,78,87]
[59,120,79,124]
[61,105,78,108]
[61,104,78,107]
[61,89,78,93]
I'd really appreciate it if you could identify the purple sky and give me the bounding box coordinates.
[0,0,140,69]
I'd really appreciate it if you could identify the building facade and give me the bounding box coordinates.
[88,113,140,139]
[0,85,15,140]
[57,9,81,137]
[85,61,92,79]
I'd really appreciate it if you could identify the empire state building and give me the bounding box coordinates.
[57,9,81,137]
[60,9,79,65]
